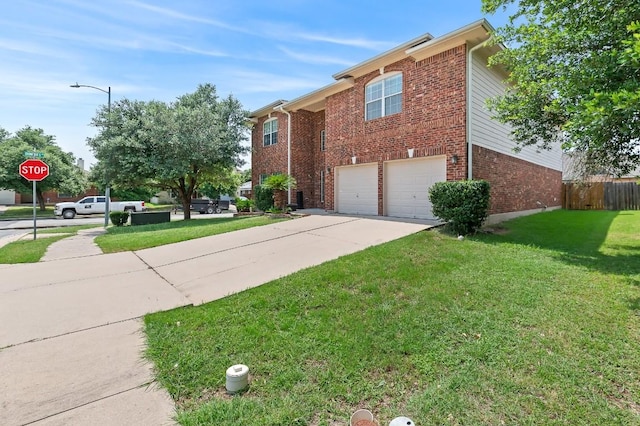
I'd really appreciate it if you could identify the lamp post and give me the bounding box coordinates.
[70,83,111,228]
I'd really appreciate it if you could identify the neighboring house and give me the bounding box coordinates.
[250,19,562,221]
[0,189,18,205]
[19,188,99,204]
[563,153,640,183]
[239,181,252,198]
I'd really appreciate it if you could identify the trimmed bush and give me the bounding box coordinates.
[429,180,491,235]
[109,211,130,226]
[236,199,254,212]
[254,185,274,212]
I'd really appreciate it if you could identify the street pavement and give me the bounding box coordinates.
[0,212,435,425]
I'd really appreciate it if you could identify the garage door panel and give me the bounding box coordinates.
[336,164,378,216]
[384,157,446,220]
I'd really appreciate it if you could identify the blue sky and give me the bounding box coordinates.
[1,0,511,168]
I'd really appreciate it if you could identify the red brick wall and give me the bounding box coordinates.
[252,111,289,188]
[473,145,562,214]
[252,43,562,216]
[252,110,327,208]
[324,45,468,212]
[18,187,99,204]
[291,110,325,208]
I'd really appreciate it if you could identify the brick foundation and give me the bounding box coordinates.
[473,145,562,214]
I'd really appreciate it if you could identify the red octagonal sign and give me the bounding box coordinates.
[19,159,50,181]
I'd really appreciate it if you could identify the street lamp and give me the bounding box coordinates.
[70,83,111,228]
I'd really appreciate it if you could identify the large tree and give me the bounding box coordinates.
[0,126,88,210]
[87,84,248,219]
[198,167,244,200]
[482,0,640,178]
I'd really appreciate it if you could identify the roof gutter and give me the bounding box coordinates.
[274,105,292,204]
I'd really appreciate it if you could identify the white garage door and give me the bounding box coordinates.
[384,156,446,220]
[0,190,15,205]
[336,163,378,216]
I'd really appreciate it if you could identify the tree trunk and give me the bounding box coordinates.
[36,191,46,211]
[273,190,287,212]
[181,194,192,220]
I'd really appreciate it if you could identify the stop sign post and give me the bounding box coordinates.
[19,158,50,240]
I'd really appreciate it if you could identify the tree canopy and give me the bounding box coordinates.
[87,84,249,219]
[0,126,88,209]
[482,0,640,178]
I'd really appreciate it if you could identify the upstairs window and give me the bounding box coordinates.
[259,174,268,185]
[365,73,402,120]
[320,129,326,151]
[263,119,278,146]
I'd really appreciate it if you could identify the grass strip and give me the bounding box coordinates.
[96,215,287,253]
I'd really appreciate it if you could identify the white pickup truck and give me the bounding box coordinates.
[54,196,146,219]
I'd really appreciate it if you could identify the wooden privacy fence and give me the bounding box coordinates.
[563,182,640,210]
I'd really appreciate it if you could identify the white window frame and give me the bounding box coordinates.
[320,129,326,151]
[263,118,278,146]
[259,173,268,185]
[365,72,403,121]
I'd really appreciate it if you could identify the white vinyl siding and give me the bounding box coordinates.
[336,164,378,215]
[470,53,562,171]
[384,156,446,220]
[366,73,402,120]
[263,119,278,146]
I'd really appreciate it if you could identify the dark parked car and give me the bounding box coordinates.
[189,199,230,214]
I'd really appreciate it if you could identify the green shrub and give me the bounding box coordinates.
[254,185,274,212]
[263,174,297,211]
[429,180,491,235]
[109,211,130,226]
[236,198,254,212]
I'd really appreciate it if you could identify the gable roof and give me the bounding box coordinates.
[250,19,497,118]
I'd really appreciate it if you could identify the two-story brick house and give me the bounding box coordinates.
[250,19,562,221]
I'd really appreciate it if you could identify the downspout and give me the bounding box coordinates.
[466,42,485,180]
[275,105,292,204]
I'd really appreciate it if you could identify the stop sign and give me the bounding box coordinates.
[19,159,50,181]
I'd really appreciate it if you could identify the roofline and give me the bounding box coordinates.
[332,31,433,80]
[281,77,354,112]
[250,19,501,118]
[405,19,495,59]
[249,99,288,119]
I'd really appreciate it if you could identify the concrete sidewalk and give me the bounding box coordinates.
[0,214,432,425]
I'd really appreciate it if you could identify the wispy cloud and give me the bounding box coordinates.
[294,32,395,50]
[222,69,328,95]
[277,46,354,67]
[126,0,250,34]
[0,38,67,58]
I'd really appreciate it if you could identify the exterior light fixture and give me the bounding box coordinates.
[451,154,459,164]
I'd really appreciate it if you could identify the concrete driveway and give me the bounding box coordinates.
[0,214,431,425]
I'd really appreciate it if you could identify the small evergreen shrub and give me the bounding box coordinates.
[429,180,491,235]
[109,211,130,226]
[254,185,274,212]
[236,198,254,212]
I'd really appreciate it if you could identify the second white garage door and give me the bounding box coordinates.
[384,156,446,220]
[335,163,378,216]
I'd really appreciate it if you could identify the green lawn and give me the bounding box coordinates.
[96,216,286,253]
[0,205,55,219]
[0,216,287,263]
[144,210,640,425]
